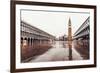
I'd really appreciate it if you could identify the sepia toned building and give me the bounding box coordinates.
[21,21,55,62]
[73,17,90,59]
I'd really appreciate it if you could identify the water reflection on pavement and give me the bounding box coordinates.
[29,41,83,62]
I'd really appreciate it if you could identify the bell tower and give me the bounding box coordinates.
[68,18,72,60]
[68,18,72,42]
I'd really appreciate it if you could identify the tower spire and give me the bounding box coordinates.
[68,18,71,26]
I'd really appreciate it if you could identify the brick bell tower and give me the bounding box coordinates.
[68,18,72,60]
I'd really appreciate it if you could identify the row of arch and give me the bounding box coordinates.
[73,34,89,59]
[21,37,53,47]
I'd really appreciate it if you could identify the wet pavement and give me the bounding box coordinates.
[29,41,83,62]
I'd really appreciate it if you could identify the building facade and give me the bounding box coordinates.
[21,21,55,62]
[73,17,90,59]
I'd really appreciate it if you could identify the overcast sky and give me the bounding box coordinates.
[21,10,89,38]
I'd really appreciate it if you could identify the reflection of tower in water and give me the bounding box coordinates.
[68,18,72,60]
